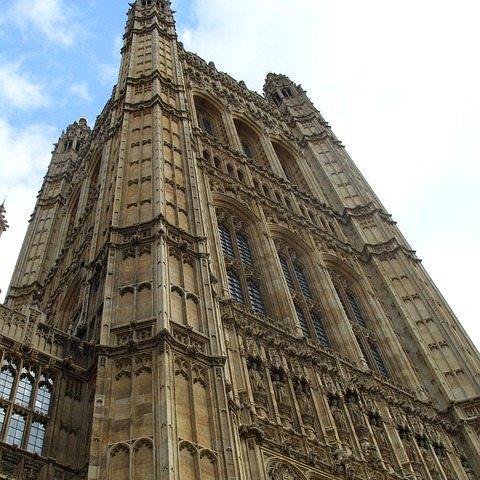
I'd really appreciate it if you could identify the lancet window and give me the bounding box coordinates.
[331,272,389,377]
[193,96,227,144]
[233,119,268,167]
[0,355,53,454]
[272,141,312,194]
[217,214,265,315]
[277,244,329,348]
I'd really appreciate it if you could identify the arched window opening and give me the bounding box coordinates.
[217,212,266,316]
[27,422,46,454]
[194,96,227,143]
[277,245,330,348]
[0,364,15,400]
[330,271,389,377]
[15,371,34,408]
[233,119,268,167]
[7,413,26,446]
[272,141,312,194]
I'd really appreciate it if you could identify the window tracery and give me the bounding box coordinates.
[277,243,329,348]
[0,355,53,454]
[193,96,227,143]
[330,271,389,377]
[217,212,265,315]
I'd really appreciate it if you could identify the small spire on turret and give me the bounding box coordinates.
[0,199,9,238]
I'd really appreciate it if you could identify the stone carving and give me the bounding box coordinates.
[294,379,313,417]
[248,361,265,392]
[332,447,351,477]
[272,372,288,404]
[332,405,348,432]
[267,461,302,480]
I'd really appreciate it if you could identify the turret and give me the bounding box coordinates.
[6,119,91,308]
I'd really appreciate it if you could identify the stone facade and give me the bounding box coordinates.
[1,1,479,479]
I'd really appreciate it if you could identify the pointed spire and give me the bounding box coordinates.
[0,199,9,237]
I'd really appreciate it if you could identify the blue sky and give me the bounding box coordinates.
[0,0,479,349]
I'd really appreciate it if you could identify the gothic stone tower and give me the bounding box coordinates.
[1,1,479,479]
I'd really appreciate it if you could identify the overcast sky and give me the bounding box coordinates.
[0,0,478,349]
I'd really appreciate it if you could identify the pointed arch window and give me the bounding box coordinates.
[15,374,33,408]
[218,215,266,316]
[0,364,15,400]
[278,248,330,348]
[332,275,389,377]
[0,354,54,453]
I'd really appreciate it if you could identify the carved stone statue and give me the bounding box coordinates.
[349,404,364,428]
[272,373,288,404]
[295,381,313,416]
[332,447,350,475]
[332,405,348,432]
[248,362,265,392]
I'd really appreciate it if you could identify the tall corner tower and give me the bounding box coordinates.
[0,2,479,479]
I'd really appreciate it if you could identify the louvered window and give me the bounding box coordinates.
[346,291,367,328]
[227,270,244,304]
[312,312,329,347]
[237,233,253,267]
[370,343,389,377]
[295,304,310,338]
[248,281,265,315]
[219,224,234,257]
[294,264,312,299]
[280,256,294,289]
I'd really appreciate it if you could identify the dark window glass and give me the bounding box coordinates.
[294,264,312,299]
[312,312,329,347]
[218,224,234,257]
[346,291,367,328]
[227,270,244,304]
[272,93,282,106]
[6,413,26,446]
[202,117,214,135]
[282,88,292,98]
[248,281,265,315]
[280,257,294,289]
[236,233,253,267]
[370,343,389,377]
[295,304,310,338]
[27,422,46,454]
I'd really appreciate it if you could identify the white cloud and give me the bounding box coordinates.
[11,0,81,47]
[98,63,119,85]
[0,118,55,300]
[178,0,480,348]
[70,83,92,102]
[0,62,49,110]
